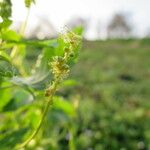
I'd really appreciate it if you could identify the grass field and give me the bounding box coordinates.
[67,39,150,149]
[71,39,150,101]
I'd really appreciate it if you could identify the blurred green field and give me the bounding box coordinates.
[71,39,150,100]
[67,39,150,149]
[1,38,150,150]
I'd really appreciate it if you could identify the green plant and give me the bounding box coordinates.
[0,0,82,149]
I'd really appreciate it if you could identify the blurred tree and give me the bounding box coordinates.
[107,13,132,39]
[27,16,57,39]
[66,17,89,38]
[96,19,101,39]
[145,27,150,38]
[11,17,57,39]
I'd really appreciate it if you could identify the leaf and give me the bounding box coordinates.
[0,19,12,29]
[1,29,21,41]
[0,54,18,78]
[72,26,84,36]
[11,72,49,90]
[0,52,10,62]
[53,97,76,116]
[11,46,56,90]
[4,39,57,49]
[0,86,12,111]
[60,79,78,87]
[2,89,33,112]
[56,29,82,66]
[0,127,29,149]
[0,0,12,20]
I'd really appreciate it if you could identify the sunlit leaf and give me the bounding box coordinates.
[1,29,21,41]
[53,97,76,116]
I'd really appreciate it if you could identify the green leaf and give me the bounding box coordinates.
[0,54,18,78]
[0,19,12,29]
[1,29,21,41]
[60,79,78,87]
[0,86,12,111]
[72,26,84,36]
[4,39,57,48]
[53,97,76,116]
[11,72,49,90]
[11,45,56,90]
[0,0,12,20]
[57,30,82,66]
[0,51,11,62]
[0,127,29,149]
[2,89,33,112]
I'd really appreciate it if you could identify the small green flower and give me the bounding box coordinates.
[50,56,69,81]
[49,30,81,83]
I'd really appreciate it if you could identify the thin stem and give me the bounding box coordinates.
[16,97,52,149]
[10,8,30,76]
[15,81,59,149]
[11,8,30,58]
[19,8,30,36]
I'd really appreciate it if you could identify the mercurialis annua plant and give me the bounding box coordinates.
[0,0,82,149]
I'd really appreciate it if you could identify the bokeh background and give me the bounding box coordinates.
[12,0,150,40]
[1,0,150,149]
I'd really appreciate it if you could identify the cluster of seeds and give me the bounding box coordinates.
[50,56,70,80]
[45,30,81,97]
[51,30,81,81]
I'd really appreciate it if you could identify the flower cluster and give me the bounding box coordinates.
[51,30,81,81]
[45,30,81,97]
[50,56,70,81]
[61,30,81,53]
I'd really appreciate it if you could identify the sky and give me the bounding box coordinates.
[12,0,150,39]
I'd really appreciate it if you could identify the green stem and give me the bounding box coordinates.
[19,8,30,36]
[11,8,30,58]
[16,98,51,149]
[10,8,30,76]
[15,81,59,149]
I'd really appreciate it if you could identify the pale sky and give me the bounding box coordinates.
[12,0,150,39]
